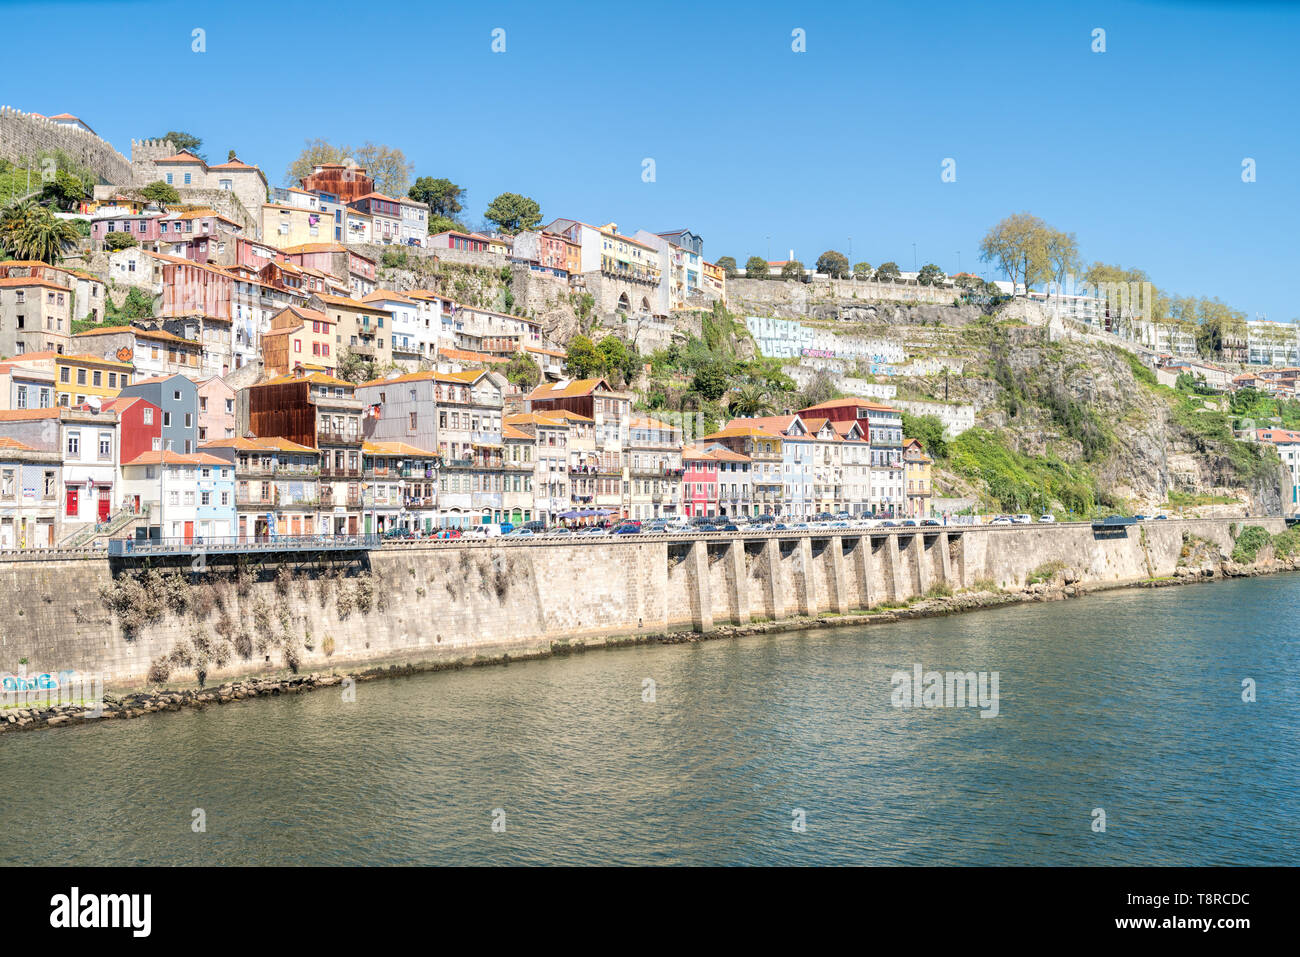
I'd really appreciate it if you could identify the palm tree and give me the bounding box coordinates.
[0,200,37,257]
[13,207,79,264]
[727,383,776,417]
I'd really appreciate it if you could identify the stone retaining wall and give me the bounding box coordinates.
[0,517,1282,688]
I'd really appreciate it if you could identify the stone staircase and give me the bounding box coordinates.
[59,508,142,548]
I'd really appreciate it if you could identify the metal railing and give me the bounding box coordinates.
[108,533,381,557]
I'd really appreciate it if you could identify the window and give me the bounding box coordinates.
[183,173,191,185]
[15,386,27,409]
[76,369,86,385]
[92,370,102,387]
[143,407,153,424]
[185,413,192,428]
[163,412,171,427]
[66,430,80,456]
[200,491,211,506]
[99,433,112,458]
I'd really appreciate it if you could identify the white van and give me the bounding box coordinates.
[464,524,502,539]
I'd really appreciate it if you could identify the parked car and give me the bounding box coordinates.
[1013,514,1034,524]
[921,519,941,526]
[990,516,1013,525]
[901,519,918,527]
[1038,514,1056,524]
[879,521,898,528]
[464,524,502,539]
[504,527,535,537]
[753,514,776,525]
[1155,515,1168,520]
[577,526,609,536]
[612,523,642,534]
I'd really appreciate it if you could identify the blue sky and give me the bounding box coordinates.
[6,0,1298,319]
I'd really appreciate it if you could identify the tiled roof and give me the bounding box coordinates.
[0,408,62,420]
[123,450,230,467]
[200,436,318,454]
[526,378,613,400]
[153,150,206,164]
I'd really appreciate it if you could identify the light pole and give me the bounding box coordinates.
[912,243,917,271]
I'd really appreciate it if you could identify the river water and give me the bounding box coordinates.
[2,575,1297,865]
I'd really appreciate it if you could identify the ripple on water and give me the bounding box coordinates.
[1,575,1298,865]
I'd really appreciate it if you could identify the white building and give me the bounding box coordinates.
[119,450,236,540]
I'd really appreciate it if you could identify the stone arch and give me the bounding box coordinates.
[617,292,630,312]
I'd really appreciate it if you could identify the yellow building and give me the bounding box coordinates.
[903,437,933,518]
[4,350,134,407]
[310,292,393,364]
[261,203,330,249]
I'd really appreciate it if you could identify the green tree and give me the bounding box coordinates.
[104,231,138,251]
[596,334,639,388]
[285,138,351,185]
[565,334,602,378]
[796,370,839,409]
[716,256,738,278]
[336,347,380,385]
[727,383,775,417]
[979,213,1074,294]
[408,176,465,219]
[852,261,873,279]
[158,131,204,159]
[505,352,541,388]
[815,250,850,278]
[6,206,78,263]
[874,261,901,282]
[691,362,729,401]
[427,215,465,235]
[483,192,542,235]
[901,412,949,461]
[780,260,806,281]
[227,149,237,162]
[41,169,87,210]
[139,180,181,208]
[916,263,946,286]
[745,256,769,279]
[352,142,413,196]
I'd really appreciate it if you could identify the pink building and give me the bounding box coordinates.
[92,214,161,248]
[195,376,236,444]
[682,446,719,517]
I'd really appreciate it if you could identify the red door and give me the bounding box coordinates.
[98,494,111,522]
[65,488,78,517]
[183,521,194,543]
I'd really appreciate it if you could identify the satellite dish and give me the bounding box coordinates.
[87,396,102,411]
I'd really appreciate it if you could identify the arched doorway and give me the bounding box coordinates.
[617,292,630,312]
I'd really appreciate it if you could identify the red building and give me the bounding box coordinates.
[300,163,375,203]
[103,396,161,464]
[682,446,718,517]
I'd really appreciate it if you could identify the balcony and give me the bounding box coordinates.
[320,467,361,479]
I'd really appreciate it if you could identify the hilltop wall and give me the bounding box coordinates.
[0,517,1281,691]
[0,105,133,186]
